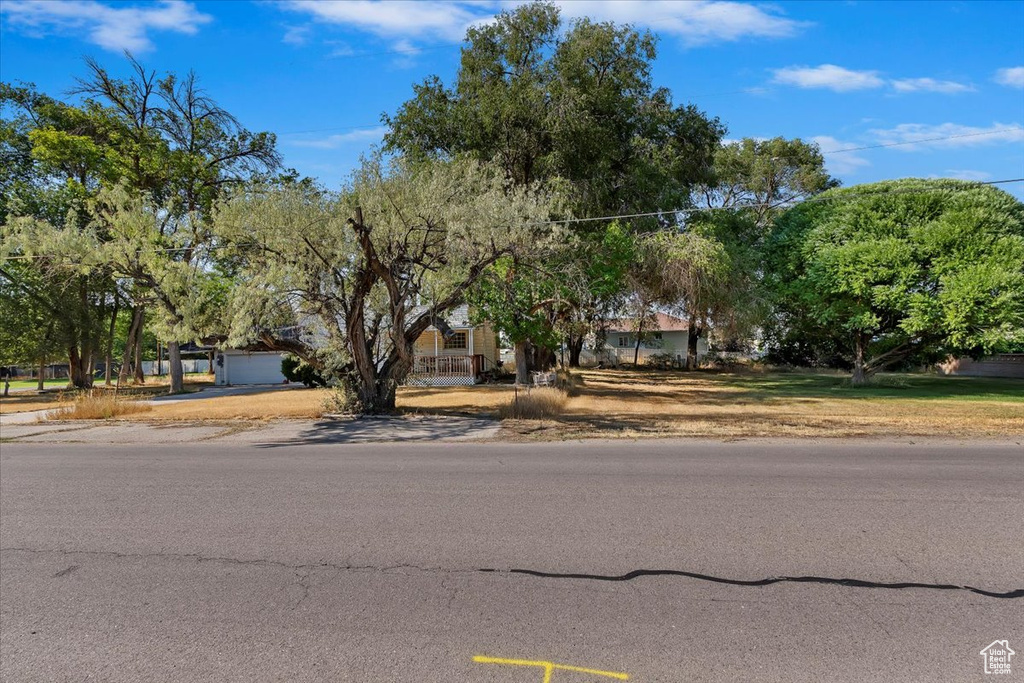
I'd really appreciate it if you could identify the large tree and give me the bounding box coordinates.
[765,179,1024,384]
[213,156,552,413]
[385,1,724,373]
[2,57,279,393]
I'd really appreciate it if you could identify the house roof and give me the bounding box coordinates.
[604,312,689,333]
[410,304,478,330]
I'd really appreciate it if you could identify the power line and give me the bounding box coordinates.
[821,128,1024,155]
[3,178,1021,262]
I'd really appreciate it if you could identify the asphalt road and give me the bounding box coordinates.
[1,438,1022,682]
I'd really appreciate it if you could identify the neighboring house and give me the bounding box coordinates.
[408,304,501,385]
[938,354,1024,379]
[214,348,288,386]
[598,312,708,366]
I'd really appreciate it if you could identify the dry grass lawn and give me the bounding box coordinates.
[133,369,1024,439]
[0,378,213,415]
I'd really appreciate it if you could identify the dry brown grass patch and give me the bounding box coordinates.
[48,394,152,420]
[143,388,329,420]
[496,387,568,420]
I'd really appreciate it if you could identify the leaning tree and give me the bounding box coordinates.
[214,155,553,413]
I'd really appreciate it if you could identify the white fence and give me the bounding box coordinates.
[139,359,212,376]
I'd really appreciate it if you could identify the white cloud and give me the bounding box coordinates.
[772,65,975,95]
[890,77,974,94]
[942,170,992,181]
[283,0,480,41]
[994,66,1024,88]
[868,122,1024,150]
[282,24,312,46]
[283,0,807,47]
[545,1,808,46]
[810,135,870,175]
[0,0,211,52]
[288,126,389,149]
[772,64,885,92]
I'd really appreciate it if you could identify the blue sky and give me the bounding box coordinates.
[2,0,1023,198]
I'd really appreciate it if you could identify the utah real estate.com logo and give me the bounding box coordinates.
[980,640,1015,675]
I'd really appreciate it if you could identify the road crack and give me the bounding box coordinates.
[4,547,1019,599]
[480,568,1024,599]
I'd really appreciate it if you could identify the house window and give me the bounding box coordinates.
[444,331,467,350]
[617,335,631,347]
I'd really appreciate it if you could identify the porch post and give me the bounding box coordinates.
[468,328,474,355]
[434,330,439,357]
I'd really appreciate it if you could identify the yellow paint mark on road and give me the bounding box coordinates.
[473,655,629,681]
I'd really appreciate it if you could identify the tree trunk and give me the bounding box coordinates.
[567,334,584,368]
[104,297,119,386]
[68,345,93,389]
[37,357,45,391]
[851,333,868,386]
[534,345,555,371]
[686,313,702,370]
[133,310,145,384]
[208,350,215,375]
[168,341,184,394]
[514,340,530,385]
[633,317,644,366]
[119,305,143,385]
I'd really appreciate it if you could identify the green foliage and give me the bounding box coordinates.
[385,2,723,217]
[281,355,327,388]
[214,154,554,411]
[765,179,1024,376]
[698,136,839,225]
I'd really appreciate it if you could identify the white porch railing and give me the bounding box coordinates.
[413,355,474,376]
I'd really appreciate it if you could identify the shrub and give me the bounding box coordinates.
[281,355,328,388]
[497,387,568,419]
[48,394,152,420]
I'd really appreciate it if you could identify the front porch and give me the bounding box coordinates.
[405,354,486,386]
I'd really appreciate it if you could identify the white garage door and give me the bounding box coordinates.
[226,352,286,385]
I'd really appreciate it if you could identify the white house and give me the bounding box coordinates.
[599,312,708,366]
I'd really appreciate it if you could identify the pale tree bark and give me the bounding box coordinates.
[514,340,530,385]
[167,340,184,394]
[851,333,868,386]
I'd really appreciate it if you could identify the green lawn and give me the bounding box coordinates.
[3,372,214,392]
[2,378,71,391]
[710,371,1024,403]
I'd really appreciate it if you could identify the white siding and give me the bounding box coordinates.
[216,351,287,385]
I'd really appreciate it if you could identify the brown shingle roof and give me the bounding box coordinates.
[604,312,689,333]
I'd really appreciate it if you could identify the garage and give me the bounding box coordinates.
[214,351,287,386]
